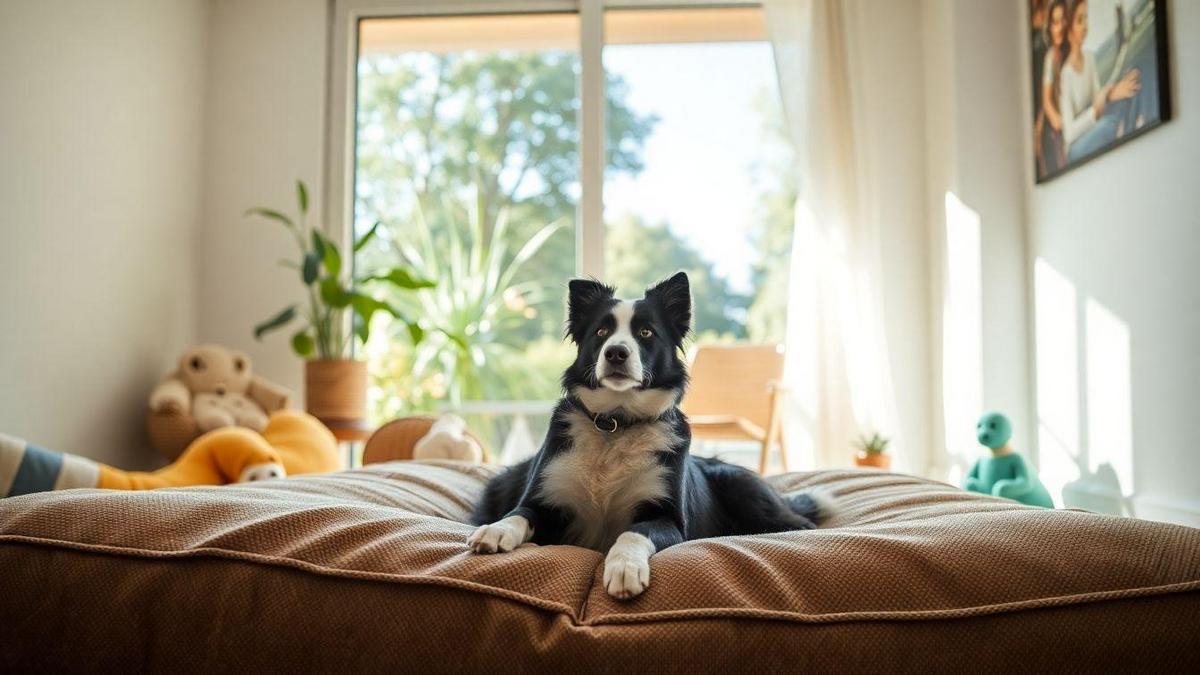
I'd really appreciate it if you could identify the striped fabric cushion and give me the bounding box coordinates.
[0,433,98,497]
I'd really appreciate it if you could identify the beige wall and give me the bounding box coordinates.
[0,0,208,467]
[1023,1,1200,525]
[197,0,329,399]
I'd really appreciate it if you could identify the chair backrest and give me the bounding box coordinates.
[680,344,784,429]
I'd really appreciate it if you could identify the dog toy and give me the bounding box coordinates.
[413,414,484,462]
[1,410,337,497]
[362,414,489,465]
[964,412,1054,508]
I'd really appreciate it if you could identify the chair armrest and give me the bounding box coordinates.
[767,380,790,393]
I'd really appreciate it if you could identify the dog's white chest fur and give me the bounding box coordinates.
[538,410,676,550]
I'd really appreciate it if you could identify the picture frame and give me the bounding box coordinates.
[1029,0,1172,183]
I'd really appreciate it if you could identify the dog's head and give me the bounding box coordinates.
[562,272,691,417]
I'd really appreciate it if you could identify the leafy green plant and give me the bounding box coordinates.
[248,180,435,359]
[855,432,891,456]
[370,195,567,404]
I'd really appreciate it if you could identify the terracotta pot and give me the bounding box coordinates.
[305,359,368,422]
[854,452,891,469]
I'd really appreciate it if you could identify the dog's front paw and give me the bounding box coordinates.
[603,532,655,600]
[466,515,530,554]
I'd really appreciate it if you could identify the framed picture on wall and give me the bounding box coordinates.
[1029,0,1172,183]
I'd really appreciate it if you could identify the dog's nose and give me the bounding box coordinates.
[604,345,630,364]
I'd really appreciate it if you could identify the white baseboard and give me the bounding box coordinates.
[1132,494,1200,529]
[1062,480,1200,528]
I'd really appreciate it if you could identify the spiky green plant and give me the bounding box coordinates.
[374,194,566,405]
[247,180,435,358]
[855,432,891,456]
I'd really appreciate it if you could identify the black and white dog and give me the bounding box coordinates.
[469,272,830,599]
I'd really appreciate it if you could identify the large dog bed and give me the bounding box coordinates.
[2,461,1198,671]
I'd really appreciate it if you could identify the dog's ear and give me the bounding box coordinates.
[645,271,691,341]
[567,278,615,343]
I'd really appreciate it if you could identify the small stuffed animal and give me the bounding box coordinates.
[964,412,1054,508]
[413,414,484,463]
[1,410,338,497]
[362,414,489,465]
[149,345,290,433]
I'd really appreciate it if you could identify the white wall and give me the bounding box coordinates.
[0,0,208,467]
[1024,1,1200,525]
[921,0,1032,479]
[923,0,1199,526]
[197,0,329,398]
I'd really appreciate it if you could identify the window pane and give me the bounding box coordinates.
[353,15,581,454]
[602,7,794,344]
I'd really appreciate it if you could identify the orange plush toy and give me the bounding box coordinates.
[2,411,339,497]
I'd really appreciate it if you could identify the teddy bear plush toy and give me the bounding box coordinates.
[149,344,291,434]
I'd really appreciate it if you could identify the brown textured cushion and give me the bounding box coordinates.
[1,462,1198,672]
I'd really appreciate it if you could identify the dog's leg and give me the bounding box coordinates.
[604,517,684,600]
[468,451,553,553]
[467,514,533,554]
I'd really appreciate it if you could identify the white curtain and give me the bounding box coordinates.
[764,0,903,470]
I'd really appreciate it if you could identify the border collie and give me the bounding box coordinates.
[469,272,831,600]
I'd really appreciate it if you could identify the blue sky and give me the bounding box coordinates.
[603,41,781,295]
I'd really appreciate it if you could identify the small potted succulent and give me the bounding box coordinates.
[247,180,433,425]
[853,432,891,469]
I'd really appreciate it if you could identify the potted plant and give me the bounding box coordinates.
[854,432,891,469]
[247,180,433,425]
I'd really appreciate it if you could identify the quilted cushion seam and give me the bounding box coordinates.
[5,534,1197,627]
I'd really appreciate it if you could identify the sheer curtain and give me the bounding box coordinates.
[764,0,903,470]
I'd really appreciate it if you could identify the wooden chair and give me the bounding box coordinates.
[681,344,787,475]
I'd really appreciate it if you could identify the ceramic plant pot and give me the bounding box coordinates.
[305,359,368,423]
[854,452,891,469]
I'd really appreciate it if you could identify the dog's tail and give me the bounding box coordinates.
[787,489,838,525]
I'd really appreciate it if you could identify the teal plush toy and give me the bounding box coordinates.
[964,412,1054,508]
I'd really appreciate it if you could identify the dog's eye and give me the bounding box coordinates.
[639,328,653,339]
[597,327,609,338]
[190,357,205,371]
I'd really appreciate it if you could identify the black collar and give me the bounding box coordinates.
[567,395,673,434]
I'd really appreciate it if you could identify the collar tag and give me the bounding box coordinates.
[593,413,619,433]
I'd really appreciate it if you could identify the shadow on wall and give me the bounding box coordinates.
[941,193,984,486]
[1035,258,1134,514]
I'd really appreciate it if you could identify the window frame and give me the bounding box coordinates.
[324,0,762,281]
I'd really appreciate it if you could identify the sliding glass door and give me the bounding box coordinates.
[344,1,790,460]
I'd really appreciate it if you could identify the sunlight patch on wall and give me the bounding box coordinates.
[1034,258,1079,507]
[1075,297,1135,512]
[1033,259,1136,513]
